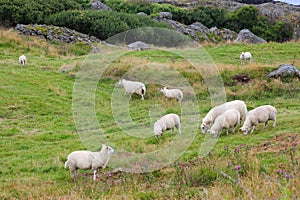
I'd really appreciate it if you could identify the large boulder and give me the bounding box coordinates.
[91,0,112,11]
[267,64,300,79]
[235,29,267,44]
[128,41,152,51]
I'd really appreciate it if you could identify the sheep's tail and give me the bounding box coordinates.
[64,160,68,169]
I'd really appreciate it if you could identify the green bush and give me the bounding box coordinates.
[46,10,169,41]
[0,0,83,27]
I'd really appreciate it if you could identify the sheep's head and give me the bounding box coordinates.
[201,122,209,134]
[240,52,245,59]
[160,86,167,92]
[116,79,124,87]
[154,128,163,137]
[208,129,218,137]
[102,144,115,155]
[240,126,249,135]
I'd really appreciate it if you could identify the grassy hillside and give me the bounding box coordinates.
[0,28,299,199]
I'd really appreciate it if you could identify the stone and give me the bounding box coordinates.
[128,41,151,50]
[235,29,267,44]
[15,24,100,44]
[159,12,172,20]
[91,0,112,11]
[267,64,300,79]
[137,12,148,16]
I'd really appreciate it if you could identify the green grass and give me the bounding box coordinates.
[0,28,299,199]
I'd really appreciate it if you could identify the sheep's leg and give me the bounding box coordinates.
[273,116,276,127]
[232,126,236,133]
[171,128,174,134]
[141,95,144,100]
[93,169,98,181]
[250,126,256,134]
[263,121,268,129]
[226,129,229,135]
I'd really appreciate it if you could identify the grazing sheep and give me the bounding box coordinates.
[201,100,247,133]
[154,113,181,137]
[19,55,27,66]
[240,52,252,65]
[117,79,146,100]
[209,109,240,137]
[160,86,183,103]
[241,105,277,135]
[64,144,115,181]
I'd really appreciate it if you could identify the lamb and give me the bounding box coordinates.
[64,144,115,181]
[240,52,252,65]
[19,55,27,66]
[201,100,247,133]
[117,79,146,100]
[160,86,183,103]
[154,113,181,137]
[240,105,277,135]
[208,109,240,137]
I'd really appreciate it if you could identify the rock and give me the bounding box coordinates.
[91,0,112,11]
[267,64,300,79]
[46,34,53,41]
[15,24,100,44]
[235,29,267,44]
[188,22,209,34]
[128,41,152,50]
[137,12,148,16]
[159,12,172,20]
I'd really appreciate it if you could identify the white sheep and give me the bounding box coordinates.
[19,55,27,66]
[240,105,277,135]
[208,109,240,137]
[240,52,252,65]
[117,79,146,100]
[201,100,247,134]
[64,144,115,181]
[160,86,183,103]
[154,113,181,137]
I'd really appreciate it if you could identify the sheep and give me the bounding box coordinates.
[240,105,277,135]
[117,79,146,100]
[160,86,183,103]
[19,55,27,66]
[201,100,247,134]
[64,144,115,181]
[240,52,252,65]
[154,113,181,137]
[208,109,240,137]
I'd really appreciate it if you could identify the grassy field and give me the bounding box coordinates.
[0,28,299,199]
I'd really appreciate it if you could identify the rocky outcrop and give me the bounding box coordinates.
[15,24,100,43]
[268,64,300,79]
[91,0,112,11]
[153,13,237,42]
[235,29,266,44]
[147,1,300,31]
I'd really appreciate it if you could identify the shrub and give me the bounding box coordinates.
[0,0,82,27]
[46,10,170,41]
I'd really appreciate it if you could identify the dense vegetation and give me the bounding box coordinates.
[104,0,293,42]
[0,28,299,199]
[45,10,169,40]
[0,0,294,42]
